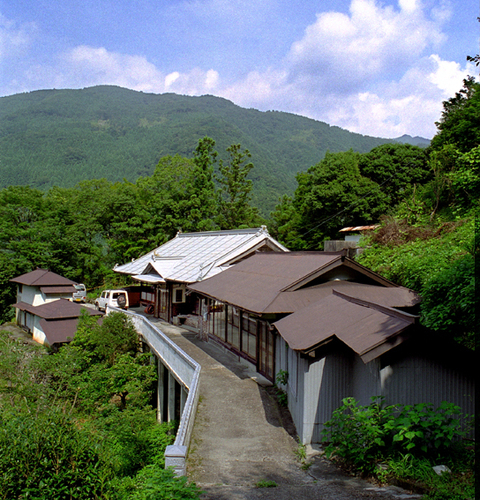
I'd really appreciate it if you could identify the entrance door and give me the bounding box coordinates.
[257,321,275,381]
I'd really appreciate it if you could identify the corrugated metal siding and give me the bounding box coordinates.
[381,354,475,434]
[276,340,475,444]
[306,350,352,444]
[352,356,381,406]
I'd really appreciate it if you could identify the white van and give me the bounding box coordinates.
[94,290,129,312]
[72,283,87,302]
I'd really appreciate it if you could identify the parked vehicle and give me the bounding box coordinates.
[94,290,129,312]
[72,283,87,302]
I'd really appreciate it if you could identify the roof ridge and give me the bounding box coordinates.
[177,227,264,238]
[280,254,343,292]
[332,289,418,322]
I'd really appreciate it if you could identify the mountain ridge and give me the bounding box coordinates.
[0,85,425,213]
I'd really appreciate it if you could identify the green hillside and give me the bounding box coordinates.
[0,86,393,213]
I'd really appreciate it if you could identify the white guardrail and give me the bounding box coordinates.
[106,307,201,476]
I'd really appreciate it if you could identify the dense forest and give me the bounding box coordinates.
[0,86,425,214]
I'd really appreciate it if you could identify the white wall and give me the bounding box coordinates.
[31,316,47,345]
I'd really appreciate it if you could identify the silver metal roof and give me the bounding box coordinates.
[114,227,289,284]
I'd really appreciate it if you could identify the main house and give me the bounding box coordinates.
[113,227,288,322]
[189,251,475,444]
[10,268,102,347]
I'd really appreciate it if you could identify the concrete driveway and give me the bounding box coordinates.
[151,319,422,500]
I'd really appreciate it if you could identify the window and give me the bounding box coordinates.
[176,289,183,302]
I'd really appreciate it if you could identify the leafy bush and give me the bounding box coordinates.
[386,401,467,455]
[322,397,474,499]
[321,397,470,474]
[0,407,113,499]
[321,397,394,474]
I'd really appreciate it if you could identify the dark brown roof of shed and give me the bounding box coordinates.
[273,290,417,363]
[39,318,79,345]
[10,269,76,287]
[265,281,420,313]
[13,299,102,320]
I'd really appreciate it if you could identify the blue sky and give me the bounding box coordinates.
[1,0,478,138]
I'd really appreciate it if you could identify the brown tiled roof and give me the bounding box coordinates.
[273,290,417,362]
[12,299,102,320]
[189,251,405,314]
[189,252,345,313]
[10,269,76,287]
[39,318,79,344]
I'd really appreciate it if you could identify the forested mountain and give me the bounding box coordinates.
[0,85,396,213]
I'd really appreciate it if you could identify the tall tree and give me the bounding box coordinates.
[358,143,431,207]
[185,137,218,232]
[215,144,259,229]
[136,154,196,242]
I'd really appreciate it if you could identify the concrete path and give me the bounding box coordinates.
[146,318,423,500]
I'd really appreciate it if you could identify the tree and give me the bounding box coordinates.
[273,150,388,249]
[187,136,218,231]
[358,143,431,207]
[430,77,480,153]
[137,154,196,242]
[215,143,259,229]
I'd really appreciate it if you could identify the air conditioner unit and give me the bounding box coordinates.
[172,287,186,303]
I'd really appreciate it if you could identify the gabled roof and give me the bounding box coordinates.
[189,251,414,314]
[12,299,102,320]
[273,290,417,363]
[189,251,343,313]
[10,268,76,287]
[114,227,288,284]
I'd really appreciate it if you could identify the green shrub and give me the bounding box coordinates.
[116,466,203,500]
[321,397,394,474]
[321,397,469,474]
[0,407,113,499]
[385,401,467,455]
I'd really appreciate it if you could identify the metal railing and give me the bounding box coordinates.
[106,307,201,476]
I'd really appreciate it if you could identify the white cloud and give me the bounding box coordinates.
[217,0,467,138]
[1,0,472,139]
[286,0,449,94]
[0,13,37,61]
[58,46,221,97]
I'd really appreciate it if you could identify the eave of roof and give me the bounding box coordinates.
[273,290,417,363]
[40,285,76,294]
[12,299,102,320]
